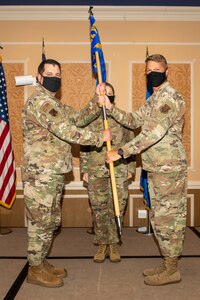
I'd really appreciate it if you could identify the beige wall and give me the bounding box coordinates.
[0,6,200,226]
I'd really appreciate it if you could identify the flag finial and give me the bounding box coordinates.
[88,6,93,17]
[146,46,149,59]
[42,37,46,61]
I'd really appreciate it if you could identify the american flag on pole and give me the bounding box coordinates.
[0,57,16,208]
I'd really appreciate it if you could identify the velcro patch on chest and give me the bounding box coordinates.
[160,104,171,114]
[49,108,58,117]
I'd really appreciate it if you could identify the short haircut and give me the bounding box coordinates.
[38,59,61,75]
[145,54,168,69]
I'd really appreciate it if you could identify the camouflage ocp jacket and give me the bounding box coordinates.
[109,82,187,173]
[22,85,103,175]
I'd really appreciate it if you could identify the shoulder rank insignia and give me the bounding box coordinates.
[160,104,171,113]
[49,108,58,117]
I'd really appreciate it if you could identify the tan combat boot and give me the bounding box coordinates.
[93,244,108,263]
[27,263,63,287]
[43,259,68,278]
[144,257,181,286]
[143,258,166,276]
[109,244,121,263]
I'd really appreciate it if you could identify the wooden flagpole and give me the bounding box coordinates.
[95,51,122,237]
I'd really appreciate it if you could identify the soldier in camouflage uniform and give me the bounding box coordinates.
[105,54,187,286]
[21,59,110,288]
[80,82,136,263]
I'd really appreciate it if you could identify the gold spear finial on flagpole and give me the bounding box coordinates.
[146,46,149,59]
[88,6,93,17]
[42,37,46,61]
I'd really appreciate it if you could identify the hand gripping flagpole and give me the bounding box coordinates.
[95,51,122,237]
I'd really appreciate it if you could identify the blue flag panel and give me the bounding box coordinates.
[89,15,106,84]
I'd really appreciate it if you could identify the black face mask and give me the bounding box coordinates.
[107,95,115,103]
[42,76,61,93]
[147,71,166,87]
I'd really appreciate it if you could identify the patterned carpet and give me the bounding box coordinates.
[0,227,200,300]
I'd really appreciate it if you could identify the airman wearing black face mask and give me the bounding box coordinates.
[104,54,187,287]
[80,82,136,264]
[22,59,111,288]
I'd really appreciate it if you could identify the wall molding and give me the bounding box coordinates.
[0,6,200,21]
[16,186,196,227]
[2,42,200,46]
[16,180,200,190]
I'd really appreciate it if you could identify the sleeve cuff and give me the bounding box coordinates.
[121,145,132,159]
[96,133,104,148]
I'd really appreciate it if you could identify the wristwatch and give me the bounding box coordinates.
[117,148,124,158]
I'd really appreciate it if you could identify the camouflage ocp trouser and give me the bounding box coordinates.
[88,176,128,245]
[23,172,65,266]
[148,169,187,257]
